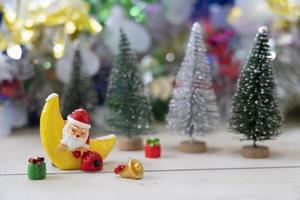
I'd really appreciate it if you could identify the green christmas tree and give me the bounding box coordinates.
[105,30,152,138]
[61,49,97,118]
[230,26,282,147]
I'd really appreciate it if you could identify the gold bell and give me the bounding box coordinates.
[114,159,144,179]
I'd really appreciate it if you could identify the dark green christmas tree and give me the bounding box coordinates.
[230,26,282,147]
[105,30,152,138]
[61,49,97,118]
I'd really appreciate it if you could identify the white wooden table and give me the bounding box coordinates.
[1,125,300,200]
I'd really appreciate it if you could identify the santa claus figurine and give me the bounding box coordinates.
[58,108,103,172]
[58,109,91,158]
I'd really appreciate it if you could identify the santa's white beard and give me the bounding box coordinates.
[63,134,86,150]
[62,122,87,150]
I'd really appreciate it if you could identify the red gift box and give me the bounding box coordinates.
[145,138,161,158]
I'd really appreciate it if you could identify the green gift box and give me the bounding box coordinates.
[27,158,46,180]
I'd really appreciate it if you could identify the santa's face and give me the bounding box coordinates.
[62,122,89,150]
[68,124,89,139]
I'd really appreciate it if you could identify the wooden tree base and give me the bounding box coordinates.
[241,145,269,158]
[118,137,143,151]
[179,140,206,153]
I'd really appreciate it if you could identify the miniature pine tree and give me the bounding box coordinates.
[229,26,282,147]
[61,49,97,118]
[167,22,219,140]
[105,30,152,138]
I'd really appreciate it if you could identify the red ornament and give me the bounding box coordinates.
[145,145,161,158]
[80,151,103,172]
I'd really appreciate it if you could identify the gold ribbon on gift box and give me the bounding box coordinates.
[0,0,102,58]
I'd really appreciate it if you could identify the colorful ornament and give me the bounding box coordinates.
[85,0,154,23]
[203,20,241,120]
[0,0,102,57]
[40,93,116,170]
[27,157,46,180]
[114,159,144,179]
[145,138,161,158]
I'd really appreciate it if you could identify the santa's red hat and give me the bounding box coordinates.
[67,109,91,129]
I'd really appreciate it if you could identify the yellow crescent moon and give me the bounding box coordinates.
[40,93,116,170]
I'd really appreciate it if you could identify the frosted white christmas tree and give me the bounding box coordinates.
[167,22,219,152]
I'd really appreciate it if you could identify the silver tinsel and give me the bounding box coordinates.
[167,22,219,138]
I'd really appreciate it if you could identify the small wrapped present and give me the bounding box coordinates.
[145,138,161,158]
[27,157,46,180]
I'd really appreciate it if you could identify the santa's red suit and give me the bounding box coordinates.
[60,109,91,158]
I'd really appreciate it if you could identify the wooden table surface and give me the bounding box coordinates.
[1,125,300,200]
